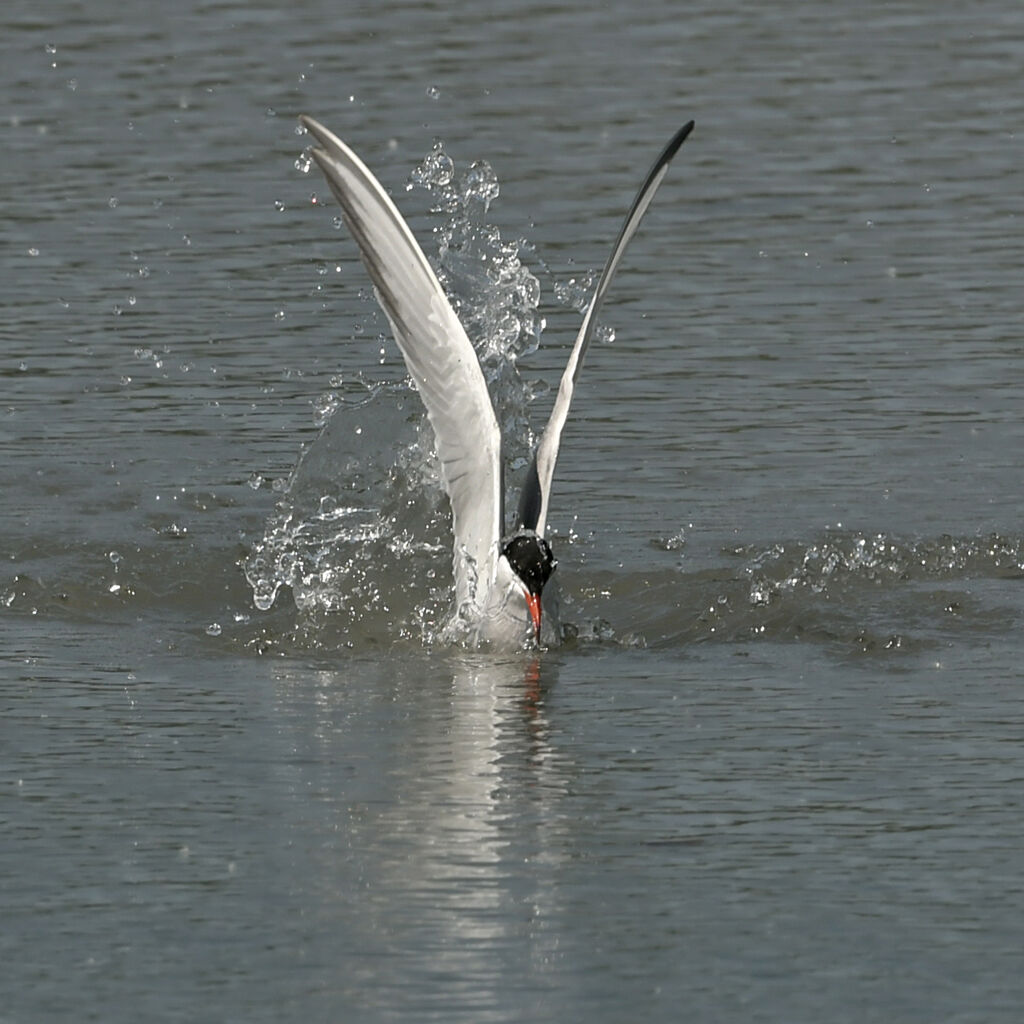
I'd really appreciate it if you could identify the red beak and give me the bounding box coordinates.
[524,591,543,643]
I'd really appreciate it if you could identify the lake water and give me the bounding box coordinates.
[3,1,1024,1020]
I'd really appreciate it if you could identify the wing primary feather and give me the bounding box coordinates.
[521,121,695,536]
[298,115,503,606]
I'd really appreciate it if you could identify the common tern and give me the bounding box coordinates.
[299,114,694,648]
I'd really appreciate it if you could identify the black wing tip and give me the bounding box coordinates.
[663,120,696,163]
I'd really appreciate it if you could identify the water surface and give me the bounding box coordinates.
[3,1,1024,1020]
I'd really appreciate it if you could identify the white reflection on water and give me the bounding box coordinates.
[270,653,570,1012]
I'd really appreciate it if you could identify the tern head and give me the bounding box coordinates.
[500,531,557,644]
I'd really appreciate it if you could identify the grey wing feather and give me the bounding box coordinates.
[520,121,695,537]
[300,115,502,604]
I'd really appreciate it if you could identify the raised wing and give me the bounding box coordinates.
[517,121,695,537]
[300,115,502,604]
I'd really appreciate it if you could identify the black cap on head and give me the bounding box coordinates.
[501,532,556,596]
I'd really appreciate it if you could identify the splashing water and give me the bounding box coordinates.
[408,141,543,468]
[721,530,1024,655]
[243,375,452,643]
[742,530,1024,609]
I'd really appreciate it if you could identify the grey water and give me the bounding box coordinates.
[3,1,1024,1020]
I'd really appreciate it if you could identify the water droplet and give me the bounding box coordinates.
[274,310,285,321]
[554,277,589,312]
[661,529,686,551]
[409,141,453,189]
[247,472,263,490]
[274,199,285,212]
[426,85,441,100]
[463,160,499,208]
[27,247,39,257]
[45,43,57,54]
[108,196,119,208]
[205,623,222,636]
[313,392,340,426]
[295,153,312,174]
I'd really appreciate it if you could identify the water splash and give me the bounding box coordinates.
[742,530,1024,609]
[243,376,450,640]
[701,529,1024,655]
[406,140,543,468]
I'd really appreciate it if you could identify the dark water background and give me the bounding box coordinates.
[3,1,1023,1020]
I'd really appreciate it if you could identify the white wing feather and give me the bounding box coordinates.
[299,115,501,606]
